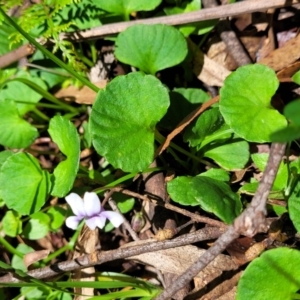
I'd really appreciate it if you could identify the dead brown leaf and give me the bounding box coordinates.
[55,80,107,105]
[127,244,237,289]
[73,226,99,300]
[188,38,231,86]
[24,250,50,268]
[259,33,300,71]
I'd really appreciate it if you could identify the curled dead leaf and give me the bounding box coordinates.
[24,250,50,268]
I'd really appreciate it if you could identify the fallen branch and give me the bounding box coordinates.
[0,227,223,284]
[59,0,300,41]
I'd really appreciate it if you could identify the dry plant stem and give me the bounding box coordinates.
[59,0,300,41]
[111,187,227,228]
[108,198,139,241]
[155,142,286,300]
[217,20,252,66]
[0,227,223,283]
[156,96,220,157]
[203,0,252,67]
[108,197,166,287]
[0,44,35,69]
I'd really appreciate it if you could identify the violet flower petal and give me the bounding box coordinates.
[85,215,106,230]
[101,211,124,228]
[65,193,85,217]
[66,216,82,230]
[84,192,101,217]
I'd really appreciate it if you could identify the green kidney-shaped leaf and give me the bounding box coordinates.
[200,168,230,182]
[284,99,300,126]
[22,212,50,240]
[48,116,80,197]
[167,176,242,223]
[95,0,161,16]
[237,248,300,300]
[271,100,300,142]
[0,153,51,215]
[115,24,188,75]
[219,64,287,142]
[47,206,66,231]
[90,72,169,172]
[184,107,225,148]
[204,137,249,170]
[2,210,22,237]
[252,153,288,191]
[12,244,34,272]
[0,99,38,148]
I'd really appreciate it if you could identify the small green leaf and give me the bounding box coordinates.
[48,116,80,197]
[167,176,241,224]
[237,248,300,300]
[95,0,162,16]
[252,153,288,191]
[0,70,47,115]
[219,64,287,142]
[0,21,22,56]
[0,152,51,215]
[284,99,300,126]
[113,193,135,213]
[0,99,38,148]
[184,108,225,148]
[271,100,300,142]
[164,0,217,36]
[160,88,210,130]
[12,244,34,272]
[90,72,169,172]
[22,212,50,240]
[47,206,66,231]
[203,137,249,170]
[115,24,187,75]
[199,168,230,182]
[21,287,46,300]
[292,70,300,85]
[2,210,22,237]
[288,182,300,232]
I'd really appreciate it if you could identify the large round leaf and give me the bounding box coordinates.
[237,248,300,300]
[115,24,188,75]
[219,64,287,142]
[0,152,52,215]
[48,116,80,197]
[90,72,169,172]
[167,176,241,224]
[0,99,38,148]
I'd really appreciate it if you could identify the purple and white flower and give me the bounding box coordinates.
[65,192,124,230]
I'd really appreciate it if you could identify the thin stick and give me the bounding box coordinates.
[0,227,224,283]
[108,197,140,241]
[156,96,219,157]
[111,187,227,228]
[59,0,300,41]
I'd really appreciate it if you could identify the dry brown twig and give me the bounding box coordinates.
[59,0,300,41]
[1,0,299,69]
[0,227,223,283]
